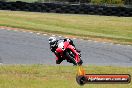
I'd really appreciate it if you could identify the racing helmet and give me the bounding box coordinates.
[49,37,57,47]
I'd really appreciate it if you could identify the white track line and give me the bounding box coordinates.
[43,34,47,36]
[94,41,98,43]
[102,42,107,44]
[88,40,92,42]
[36,33,40,35]
[6,29,11,31]
[73,38,77,40]
[127,45,131,47]
[116,44,121,46]
[13,30,18,32]
[29,32,33,34]
[22,31,26,33]
[52,35,55,36]
[1,28,132,47]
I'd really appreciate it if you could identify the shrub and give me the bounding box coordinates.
[91,0,124,5]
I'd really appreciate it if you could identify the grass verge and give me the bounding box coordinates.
[0,10,132,44]
[0,65,132,88]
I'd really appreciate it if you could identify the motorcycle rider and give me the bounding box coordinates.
[49,37,81,64]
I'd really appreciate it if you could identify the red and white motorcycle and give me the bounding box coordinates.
[56,41,83,65]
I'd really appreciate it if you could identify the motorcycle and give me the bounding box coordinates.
[56,41,83,65]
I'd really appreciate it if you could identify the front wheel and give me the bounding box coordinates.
[78,59,83,66]
[65,50,77,65]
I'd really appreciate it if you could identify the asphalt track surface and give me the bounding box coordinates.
[0,28,132,66]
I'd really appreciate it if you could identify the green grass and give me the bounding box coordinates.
[0,10,132,44]
[6,0,125,5]
[0,65,131,88]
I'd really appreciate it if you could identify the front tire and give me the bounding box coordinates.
[65,50,77,65]
[78,59,83,66]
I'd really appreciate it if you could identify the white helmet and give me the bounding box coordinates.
[49,37,57,47]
